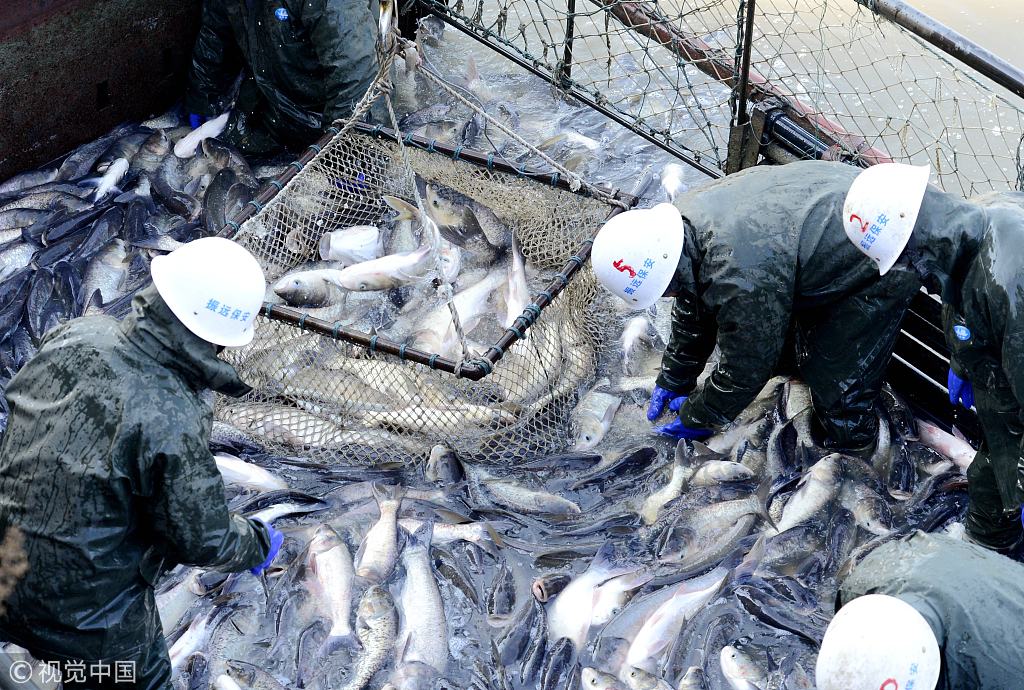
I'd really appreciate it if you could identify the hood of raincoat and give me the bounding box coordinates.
[122,284,250,398]
[903,187,987,306]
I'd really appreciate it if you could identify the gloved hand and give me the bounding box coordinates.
[189,113,208,130]
[948,368,974,409]
[647,385,687,421]
[249,519,284,576]
[654,417,712,441]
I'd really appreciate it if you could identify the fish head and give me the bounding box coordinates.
[572,417,606,452]
[581,667,621,690]
[273,273,329,307]
[425,444,462,483]
[338,264,388,292]
[677,666,707,690]
[719,645,765,684]
[424,182,468,228]
[622,666,658,690]
[357,584,396,623]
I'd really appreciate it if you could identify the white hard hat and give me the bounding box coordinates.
[842,163,931,275]
[591,203,685,310]
[816,594,940,690]
[151,237,266,347]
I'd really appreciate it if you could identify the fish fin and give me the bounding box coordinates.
[754,479,776,530]
[466,55,480,87]
[600,396,622,427]
[483,521,506,549]
[733,534,767,584]
[383,195,419,221]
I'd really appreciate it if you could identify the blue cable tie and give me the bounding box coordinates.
[399,343,407,360]
[328,126,341,135]
[453,145,464,160]
[372,125,383,135]
[269,180,284,191]
[429,354,439,369]
[263,303,274,316]
[486,153,495,170]
[369,335,379,353]
[539,289,553,302]
[490,343,505,357]
[525,304,541,322]
[308,144,322,155]
[289,161,304,173]
[473,358,493,375]
[550,172,560,186]
[298,313,308,329]
[404,134,415,145]
[508,325,524,339]
[226,220,241,230]
[568,255,584,268]
[554,274,568,288]
[427,139,437,152]
[332,322,342,339]
[518,164,528,177]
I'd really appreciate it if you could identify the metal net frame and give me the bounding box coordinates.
[421,0,1024,195]
[217,116,632,464]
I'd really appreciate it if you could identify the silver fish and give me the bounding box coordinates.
[503,236,530,328]
[772,454,843,533]
[659,163,686,201]
[622,666,674,690]
[82,238,129,305]
[547,543,635,650]
[308,524,357,651]
[641,443,689,525]
[677,667,708,690]
[173,113,230,158]
[396,522,448,673]
[168,604,235,674]
[272,267,348,307]
[354,483,405,582]
[581,667,628,689]
[334,196,440,291]
[619,315,659,376]
[469,465,581,516]
[688,459,756,487]
[591,569,654,627]
[214,453,288,492]
[625,567,728,670]
[571,379,621,452]
[720,645,768,690]
[340,585,398,690]
[319,225,383,265]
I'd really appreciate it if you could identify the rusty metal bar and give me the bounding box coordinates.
[855,0,1024,101]
[733,0,756,127]
[559,0,577,84]
[590,0,894,165]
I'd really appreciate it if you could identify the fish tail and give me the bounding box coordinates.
[370,481,406,506]
[405,519,434,547]
[754,478,776,531]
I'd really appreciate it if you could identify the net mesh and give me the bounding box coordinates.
[421,0,1024,195]
[218,128,619,463]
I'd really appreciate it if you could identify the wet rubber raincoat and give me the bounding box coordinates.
[186,0,379,153]
[932,192,1024,549]
[0,285,270,686]
[661,160,921,450]
[839,531,1024,689]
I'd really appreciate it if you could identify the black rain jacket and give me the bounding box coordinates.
[186,0,379,145]
[0,285,269,661]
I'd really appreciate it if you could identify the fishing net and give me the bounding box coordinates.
[420,0,1024,195]
[218,120,624,464]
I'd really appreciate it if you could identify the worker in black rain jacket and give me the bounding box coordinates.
[0,238,283,689]
[846,185,1024,553]
[815,530,1024,690]
[592,160,937,455]
[185,0,381,154]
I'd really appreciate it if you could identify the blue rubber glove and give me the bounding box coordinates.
[668,395,688,412]
[654,417,712,441]
[249,519,284,576]
[948,368,974,409]
[189,113,208,130]
[647,385,686,421]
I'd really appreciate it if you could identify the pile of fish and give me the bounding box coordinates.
[149,375,976,690]
[0,111,283,431]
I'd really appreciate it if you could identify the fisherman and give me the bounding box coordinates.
[185,0,381,154]
[845,183,1024,554]
[591,161,935,456]
[815,530,1024,689]
[0,238,283,688]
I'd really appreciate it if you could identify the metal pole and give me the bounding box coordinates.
[855,0,1024,100]
[734,0,756,127]
[560,0,576,84]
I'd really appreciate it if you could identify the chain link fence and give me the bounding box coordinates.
[423,0,1024,195]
